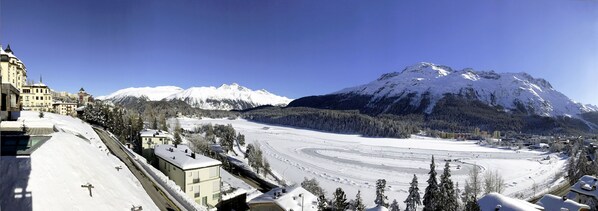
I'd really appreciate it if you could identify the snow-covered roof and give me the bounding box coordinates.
[248,186,317,211]
[478,192,543,211]
[140,129,173,139]
[536,194,590,211]
[570,175,598,199]
[154,144,221,170]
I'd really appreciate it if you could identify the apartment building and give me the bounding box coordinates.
[154,144,222,207]
[22,83,53,112]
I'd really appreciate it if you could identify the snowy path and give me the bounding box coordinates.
[178,117,567,207]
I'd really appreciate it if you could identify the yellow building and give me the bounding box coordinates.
[155,144,222,208]
[140,129,173,159]
[22,83,53,112]
[52,102,78,116]
[0,45,27,120]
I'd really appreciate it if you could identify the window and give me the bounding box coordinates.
[212,180,219,192]
[202,196,207,205]
[194,186,200,198]
[209,167,218,178]
[193,171,199,183]
[212,193,220,201]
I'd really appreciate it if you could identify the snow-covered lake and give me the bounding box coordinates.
[178,117,567,207]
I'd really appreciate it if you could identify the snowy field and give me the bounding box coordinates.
[1,111,158,210]
[178,117,567,207]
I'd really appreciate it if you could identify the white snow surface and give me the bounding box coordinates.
[0,111,158,210]
[478,193,542,211]
[97,86,183,101]
[98,83,292,110]
[177,117,568,208]
[334,62,597,117]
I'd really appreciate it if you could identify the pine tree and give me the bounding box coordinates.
[332,187,348,211]
[317,194,328,211]
[159,114,168,131]
[404,174,421,211]
[423,156,439,211]
[174,120,182,145]
[238,133,246,146]
[151,115,158,129]
[464,196,481,211]
[438,161,459,211]
[375,179,388,207]
[354,190,365,211]
[389,199,400,211]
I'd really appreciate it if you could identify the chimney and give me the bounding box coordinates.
[185,149,188,153]
[172,156,175,160]
[562,196,567,201]
[282,188,287,193]
[191,153,196,159]
[174,143,178,148]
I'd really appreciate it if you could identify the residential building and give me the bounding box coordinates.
[248,186,317,211]
[78,87,93,106]
[52,102,78,116]
[536,194,590,211]
[0,44,26,120]
[154,144,222,207]
[22,83,53,112]
[140,129,173,159]
[566,175,598,209]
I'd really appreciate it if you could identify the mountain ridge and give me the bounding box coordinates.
[323,62,596,117]
[98,83,292,110]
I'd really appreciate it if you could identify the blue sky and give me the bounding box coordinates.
[1,0,597,105]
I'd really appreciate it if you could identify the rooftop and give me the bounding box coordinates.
[154,144,221,170]
[248,186,317,211]
[140,129,173,139]
[570,175,598,199]
[536,194,590,211]
[478,192,543,211]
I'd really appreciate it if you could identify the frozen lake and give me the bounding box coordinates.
[178,117,567,207]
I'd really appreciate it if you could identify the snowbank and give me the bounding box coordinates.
[0,111,158,210]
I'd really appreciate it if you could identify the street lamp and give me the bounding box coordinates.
[529,176,536,197]
[298,193,304,211]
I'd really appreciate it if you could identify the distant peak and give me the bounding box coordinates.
[401,62,453,77]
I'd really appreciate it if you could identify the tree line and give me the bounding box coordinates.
[300,156,510,211]
[80,102,144,153]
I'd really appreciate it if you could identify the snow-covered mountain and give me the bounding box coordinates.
[290,62,596,117]
[99,83,292,110]
[97,86,184,101]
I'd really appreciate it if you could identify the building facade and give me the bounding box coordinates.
[78,88,93,106]
[0,45,27,120]
[140,129,173,159]
[52,102,78,116]
[154,144,222,208]
[22,83,53,112]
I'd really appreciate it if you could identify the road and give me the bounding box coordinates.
[94,128,180,211]
[528,180,571,204]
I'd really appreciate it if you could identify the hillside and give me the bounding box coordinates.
[0,111,158,210]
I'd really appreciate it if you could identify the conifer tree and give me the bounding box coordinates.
[354,190,365,211]
[333,187,348,211]
[464,196,481,211]
[423,156,439,211]
[404,174,421,211]
[375,179,388,207]
[438,161,459,211]
[389,199,400,211]
[317,194,328,211]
